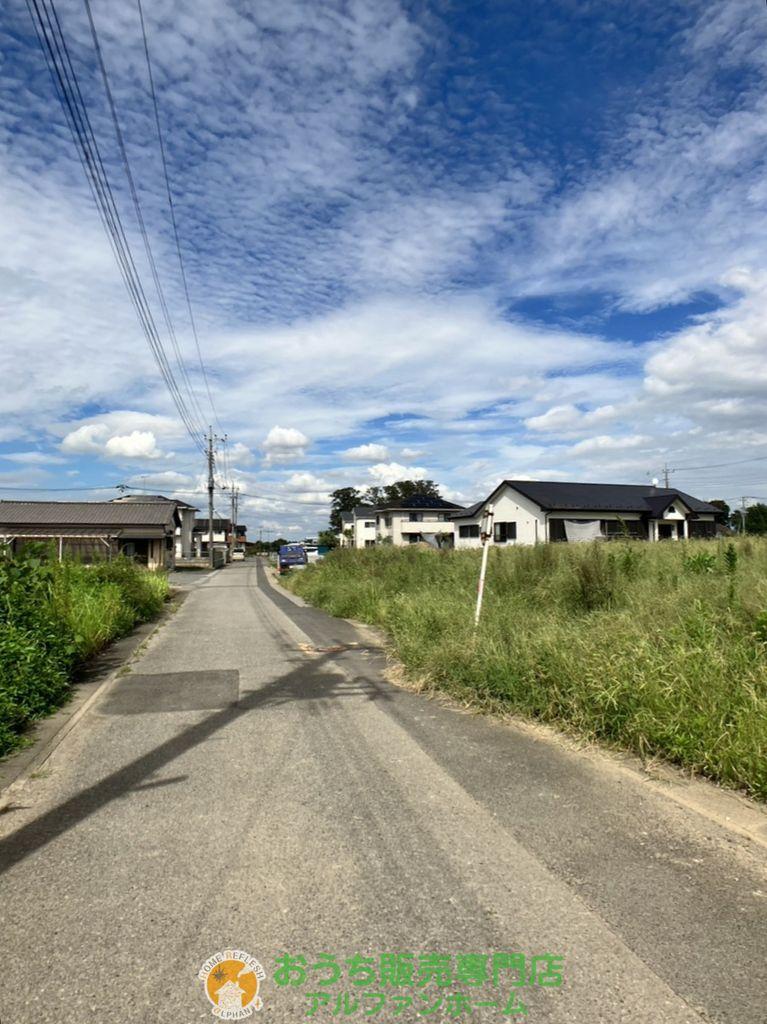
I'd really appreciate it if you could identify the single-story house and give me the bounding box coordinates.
[339,505,377,548]
[111,493,198,560]
[376,495,465,547]
[450,481,720,547]
[0,500,179,567]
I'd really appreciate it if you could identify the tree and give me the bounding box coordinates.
[317,529,338,549]
[708,499,731,525]
[363,480,441,506]
[745,502,767,535]
[329,487,362,533]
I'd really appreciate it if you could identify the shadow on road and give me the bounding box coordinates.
[0,651,390,877]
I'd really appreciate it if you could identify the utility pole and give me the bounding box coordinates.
[740,496,749,534]
[229,485,239,559]
[662,462,672,488]
[207,426,215,568]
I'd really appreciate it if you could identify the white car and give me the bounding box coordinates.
[231,547,246,561]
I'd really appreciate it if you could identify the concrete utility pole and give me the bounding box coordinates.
[229,485,239,559]
[740,496,749,534]
[207,426,215,568]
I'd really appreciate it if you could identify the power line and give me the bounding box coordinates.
[83,0,208,439]
[136,0,223,433]
[25,0,205,453]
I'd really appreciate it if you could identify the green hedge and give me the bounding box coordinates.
[0,548,169,757]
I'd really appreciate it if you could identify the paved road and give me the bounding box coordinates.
[0,560,765,1023]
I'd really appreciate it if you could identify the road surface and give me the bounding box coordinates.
[0,560,765,1023]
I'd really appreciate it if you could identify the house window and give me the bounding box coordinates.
[364,539,376,547]
[494,522,517,543]
[407,533,422,543]
[364,521,375,528]
[384,516,392,528]
[409,512,423,522]
[436,513,447,521]
[459,524,480,539]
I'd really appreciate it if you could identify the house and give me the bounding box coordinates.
[0,500,179,567]
[339,505,377,548]
[192,517,231,558]
[111,493,198,560]
[451,481,720,547]
[376,495,465,547]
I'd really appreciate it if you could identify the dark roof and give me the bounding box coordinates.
[193,518,232,532]
[499,481,719,516]
[111,494,198,509]
[449,500,485,520]
[0,500,176,528]
[353,505,376,516]
[378,495,465,511]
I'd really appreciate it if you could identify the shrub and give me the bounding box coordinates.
[0,551,169,757]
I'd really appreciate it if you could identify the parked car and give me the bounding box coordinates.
[303,544,322,563]
[278,544,307,571]
[231,546,246,561]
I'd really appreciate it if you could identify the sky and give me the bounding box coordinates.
[2,0,767,537]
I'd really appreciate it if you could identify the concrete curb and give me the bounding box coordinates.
[0,592,184,810]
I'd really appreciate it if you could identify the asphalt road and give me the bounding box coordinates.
[0,560,765,1023]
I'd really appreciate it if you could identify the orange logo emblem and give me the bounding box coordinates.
[198,949,266,1020]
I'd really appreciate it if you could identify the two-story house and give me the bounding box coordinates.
[376,495,465,547]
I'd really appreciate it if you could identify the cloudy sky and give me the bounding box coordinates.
[2,0,767,536]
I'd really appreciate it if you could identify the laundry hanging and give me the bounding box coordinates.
[563,519,603,543]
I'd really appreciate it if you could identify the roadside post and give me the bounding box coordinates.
[474,504,494,630]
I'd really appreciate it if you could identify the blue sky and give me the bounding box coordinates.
[2,0,767,535]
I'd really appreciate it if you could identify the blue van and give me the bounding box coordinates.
[278,544,308,571]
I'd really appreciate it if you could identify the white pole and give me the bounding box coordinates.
[474,504,494,629]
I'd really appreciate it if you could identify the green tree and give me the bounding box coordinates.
[745,502,767,535]
[363,480,441,506]
[317,529,338,549]
[329,487,363,533]
[708,499,731,525]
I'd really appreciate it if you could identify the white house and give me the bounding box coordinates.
[450,481,719,547]
[376,495,464,546]
[339,505,378,548]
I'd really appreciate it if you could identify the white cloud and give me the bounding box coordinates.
[60,424,110,455]
[342,443,389,462]
[570,435,652,455]
[226,442,255,465]
[262,426,310,464]
[284,472,329,492]
[367,461,427,485]
[126,470,196,490]
[0,451,66,465]
[104,431,164,460]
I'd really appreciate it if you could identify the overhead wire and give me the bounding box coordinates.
[25,0,206,453]
[83,0,209,439]
[136,0,224,434]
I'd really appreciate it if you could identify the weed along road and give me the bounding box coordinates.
[0,561,764,1024]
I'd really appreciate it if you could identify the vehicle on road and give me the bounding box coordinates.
[278,543,308,571]
[231,546,246,561]
[303,544,323,563]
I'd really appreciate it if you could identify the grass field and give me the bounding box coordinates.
[286,539,767,799]
[0,549,170,758]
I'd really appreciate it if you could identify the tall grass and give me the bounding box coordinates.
[287,540,767,799]
[0,548,170,756]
